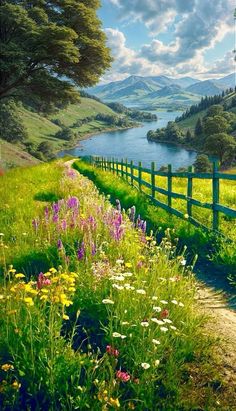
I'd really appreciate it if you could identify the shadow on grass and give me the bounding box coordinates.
[34,191,62,203]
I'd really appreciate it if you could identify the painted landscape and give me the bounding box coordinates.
[0,1,236,410]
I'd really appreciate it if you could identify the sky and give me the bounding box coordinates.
[98,0,236,83]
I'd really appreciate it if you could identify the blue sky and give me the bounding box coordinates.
[97,0,235,83]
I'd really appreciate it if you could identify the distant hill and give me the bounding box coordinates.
[88,73,234,109]
[186,80,223,96]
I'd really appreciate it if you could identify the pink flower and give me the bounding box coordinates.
[37,273,51,289]
[116,370,130,382]
[106,345,119,357]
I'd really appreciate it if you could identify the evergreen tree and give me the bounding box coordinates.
[195,118,203,137]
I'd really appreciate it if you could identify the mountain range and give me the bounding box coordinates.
[87,73,235,109]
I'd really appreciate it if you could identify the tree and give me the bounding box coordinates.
[203,115,228,137]
[193,154,212,172]
[165,122,185,142]
[0,0,112,107]
[185,129,194,143]
[207,105,223,117]
[37,141,54,160]
[0,100,28,142]
[195,118,203,137]
[205,133,236,164]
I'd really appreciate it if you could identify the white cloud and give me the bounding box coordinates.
[102,24,234,83]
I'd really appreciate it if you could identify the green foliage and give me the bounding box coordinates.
[193,154,212,172]
[0,100,28,143]
[55,127,75,141]
[37,141,55,160]
[205,133,236,164]
[206,104,224,117]
[147,121,185,144]
[203,115,229,137]
[194,117,203,137]
[0,0,112,107]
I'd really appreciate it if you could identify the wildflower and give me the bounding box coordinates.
[160,300,168,304]
[153,306,161,312]
[152,296,158,301]
[116,259,124,265]
[109,397,120,408]
[151,318,164,325]
[106,345,119,357]
[141,363,150,370]
[91,243,96,256]
[125,262,132,268]
[112,284,124,290]
[121,321,129,325]
[37,273,51,289]
[136,289,146,295]
[0,233,4,237]
[1,364,14,372]
[63,314,70,320]
[112,332,122,338]
[152,339,161,345]
[140,321,149,327]
[24,297,34,306]
[116,370,130,382]
[128,402,135,409]
[160,326,168,332]
[170,325,177,330]
[77,242,85,260]
[180,259,186,266]
[57,239,63,250]
[154,360,160,367]
[102,299,114,304]
[163,319,172,324]
[160,309,169,318]
[171,299,178,305]
[67,196,79,209]
[61,219,67,230]
[12,380,21,390]
[15,273,25,279]
[179,302,184,307]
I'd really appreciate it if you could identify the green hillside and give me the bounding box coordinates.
[1,98,118,170]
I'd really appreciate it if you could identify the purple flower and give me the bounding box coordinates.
[52,213,59,223]
[141,220,147,233]
[67,196,79,209]
[52,202,60,214]
[67,168,77,179]
[44,206,49,221]
[77,241,85,260]
[129,206,136,223]
[91,243,96,256]
[57,239,63,250]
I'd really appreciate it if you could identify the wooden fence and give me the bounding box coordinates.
[85,156,236,234]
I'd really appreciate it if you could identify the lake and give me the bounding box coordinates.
[58,110,197,170]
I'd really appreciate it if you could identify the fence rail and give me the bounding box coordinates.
[85,156,236,234]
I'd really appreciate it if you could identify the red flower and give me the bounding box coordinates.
[160,309,169,319]
[106,345,119,357]
[116,370,130,382]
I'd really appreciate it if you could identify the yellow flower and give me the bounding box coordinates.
[68,287,76,292]
[51,296,60,303]
[63,314,69,320]
[44,272,52,277]
[125,262,132,268]
[109,397,120,408]
[24,297,34,306]
[41,288,49,293]
[40,295,48,301]
[49,268,57,274]
[12,380,21,390]
[15,273,25,279]
[1,364,14,372]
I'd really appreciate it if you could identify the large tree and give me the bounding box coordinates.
[205,133,236,164]
[0,0,112,106]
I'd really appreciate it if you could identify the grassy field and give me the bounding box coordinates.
[0,160,235,410]
[73,160,236,279]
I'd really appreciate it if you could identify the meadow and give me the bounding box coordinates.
[0,160,235,410]
[73,159,236,281]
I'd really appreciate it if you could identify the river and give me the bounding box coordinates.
[58,110,197,170]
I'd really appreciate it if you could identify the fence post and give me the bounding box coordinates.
[167,164,172,209]
[125,158,128,180]
[212,161,219,231]
[138,161,142,191]
[104,157,107,171]
[112,157,115,173]
[116,159,119,176]
[130,160,134,186]
[187,166,193,218]
[151,162,155,199]
[109,158,111,172]
[121,158,124,178]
